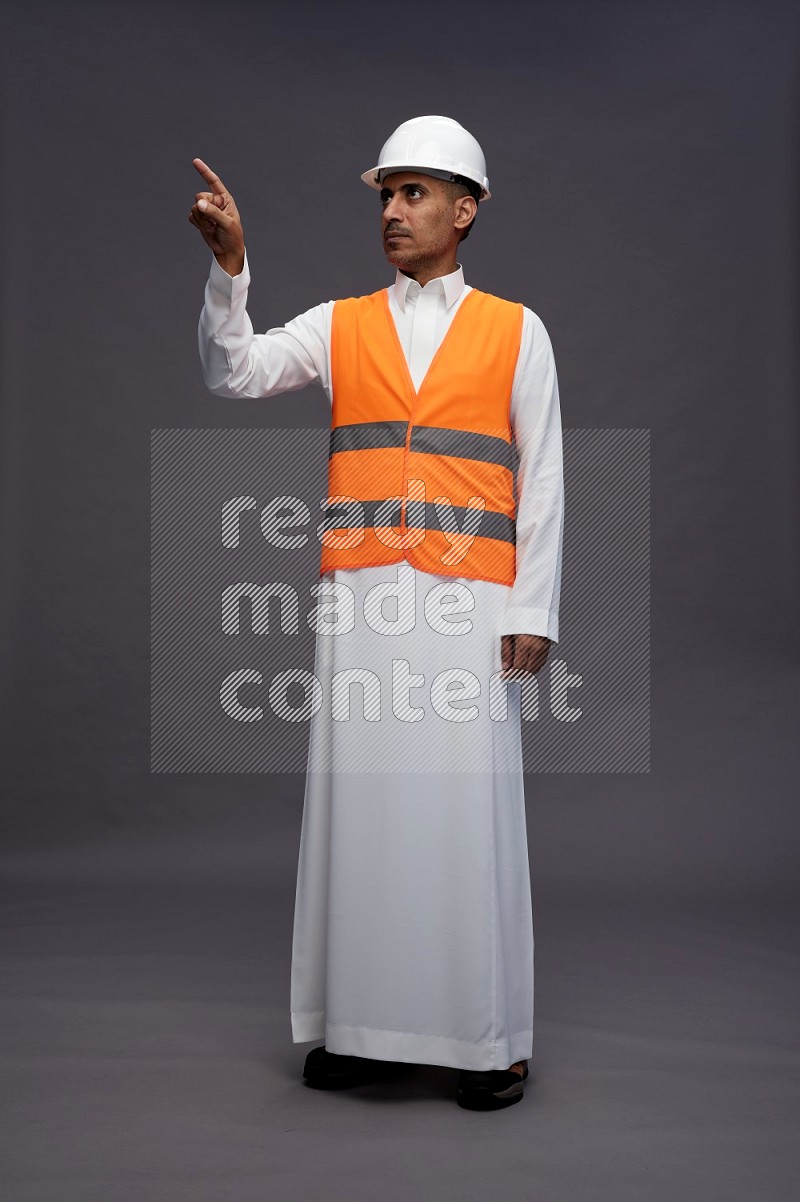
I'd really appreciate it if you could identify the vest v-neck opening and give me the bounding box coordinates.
[382,286,478,402]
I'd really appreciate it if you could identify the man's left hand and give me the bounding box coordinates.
[500,634,551,677]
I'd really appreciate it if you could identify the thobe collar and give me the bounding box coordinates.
[392,263,466,313]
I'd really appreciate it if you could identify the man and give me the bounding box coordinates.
[190,115,564,1110]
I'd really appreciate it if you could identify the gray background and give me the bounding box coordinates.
[1,0,798,1198]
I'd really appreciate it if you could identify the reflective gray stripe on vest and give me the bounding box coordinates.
[329,422,512,470]
[320,499,516,545]
[329,421,407,454]
[410,426,513,471]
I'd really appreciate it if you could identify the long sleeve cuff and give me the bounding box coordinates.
[207,248,251,300]
[498,605,559,643]
[198,248,256,395]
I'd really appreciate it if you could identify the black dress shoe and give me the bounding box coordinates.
[456,1060,529,1110]
[302,1044,388,1090]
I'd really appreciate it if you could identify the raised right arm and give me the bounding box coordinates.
[190,158,332,399]
[198,249,332,398]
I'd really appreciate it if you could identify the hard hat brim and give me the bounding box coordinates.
[360,163,491,201]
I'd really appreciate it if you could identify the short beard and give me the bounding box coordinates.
[384,231,453,274]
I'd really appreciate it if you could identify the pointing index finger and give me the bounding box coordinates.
[192,157,228,196]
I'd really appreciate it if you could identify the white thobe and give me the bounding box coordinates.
[198,249,564,1070]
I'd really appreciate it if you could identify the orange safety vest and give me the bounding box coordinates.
[320,286,524,586]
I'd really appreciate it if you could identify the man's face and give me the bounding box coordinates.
[379,171,471,274]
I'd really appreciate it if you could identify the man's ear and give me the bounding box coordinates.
[454,194,478,231]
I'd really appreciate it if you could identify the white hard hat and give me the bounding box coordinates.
[361,114,491,200]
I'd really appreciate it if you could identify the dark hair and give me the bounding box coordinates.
[445,174,481,242]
